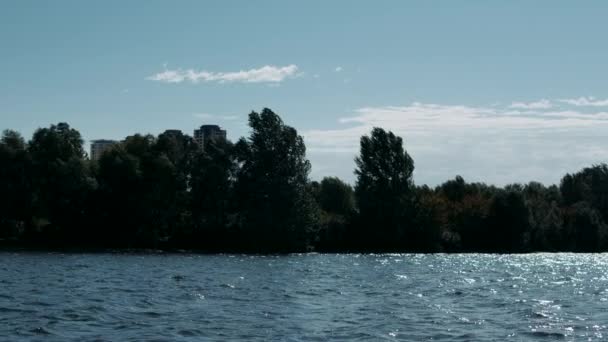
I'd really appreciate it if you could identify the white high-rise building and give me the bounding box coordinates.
[193,125,227,149]
[90,139,118,160]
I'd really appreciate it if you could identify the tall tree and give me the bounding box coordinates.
[188,139,237,250]
[234,108,318,252]
[354,127,414,250]
[28,123,95,244]
[563,202,607,252]
[487,189,529,252]
[561,164,608,222]
[0,130,32,238]
[155,130,198,243]
[95,134,180,247]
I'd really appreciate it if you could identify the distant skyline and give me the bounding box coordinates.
[2,1,608,185]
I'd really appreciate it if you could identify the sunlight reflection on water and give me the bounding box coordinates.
[1,252,607,341]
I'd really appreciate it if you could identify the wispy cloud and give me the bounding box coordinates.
[193,113,240,121]
[147,65,300,84]
[509,99,552,109]
[304,102,608,185]
[193,113,214,119]
[558,96,608,107]
[307,103,608,152]
[334,66,343,72]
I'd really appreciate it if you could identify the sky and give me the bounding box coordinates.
[2,1,608,186]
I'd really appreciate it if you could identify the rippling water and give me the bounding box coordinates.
[1,253,608,341]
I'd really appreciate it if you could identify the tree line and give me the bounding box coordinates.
[1,108,607,252]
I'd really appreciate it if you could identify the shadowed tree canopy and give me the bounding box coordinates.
[354,127,415,250]
[439,176,467,202]
[561,164,608,222]
[0,130,31,238]
[487,189,530,252]
[312,177,356,252]
[29,123,86,162]
[94,134,182,247]
[317,177,355,216]
[1,115,608,253]
[234,108,319,252]
[27,123,95,243]
[187,139,237,250]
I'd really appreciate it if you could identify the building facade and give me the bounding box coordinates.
[90,139,118,160]
[193,125,227,149]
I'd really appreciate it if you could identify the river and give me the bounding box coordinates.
[1,252,607,341]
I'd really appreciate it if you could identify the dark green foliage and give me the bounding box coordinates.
[187,139,237,250]
[354,127,415,250]
[1,115,608,253]
[439,175,468,202]
[94,144,145,246]
[234,109,319,252]
[487,189,529,252]
[561,164,608,222]
[447,193,491,252]
[27,123,96,244]
[0,130,31,238]
[317,177,355,216]
[95,134,182,247]
[522,182,563,251]
[314,177,355,251]
[408,187,446,252]
[563,202,607,252]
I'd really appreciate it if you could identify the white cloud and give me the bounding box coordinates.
[304,102,608,185]
[147,65,300,84]
[334,66,343,72]
[558,96,608,107]
[193,113,240,121]
[193,113,215,119]
[509,99,552,109]
[221,115,240,121]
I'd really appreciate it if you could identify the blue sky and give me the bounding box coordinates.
[2,1,608,185]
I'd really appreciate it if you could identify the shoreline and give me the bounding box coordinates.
[0,243,602,255]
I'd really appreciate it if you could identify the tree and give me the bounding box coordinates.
[188,139,237,250]
[4,119,608,253]
[563,202,607,251]
[155,130,198,244]
[95,134,186,247]
[445,194,491,252]
[317,177,355,216]
[314,177,355,251]
[155,130,198,186]
[410,187,450,252]
[522,182,563,250]
[535,201,564,251]
[234,108,318,252]
[354,127,415,250]
[561,164,608,222]
[29,123,86,161]
[27,123,95,244]
[94,134,181,247]
[439,175,468,202]
[0,130,31,238]
[487,189,529,252]
[94,144,144,246]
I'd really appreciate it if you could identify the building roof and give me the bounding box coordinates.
[91,139,118,144]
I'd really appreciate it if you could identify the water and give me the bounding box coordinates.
[1,253,608,341]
